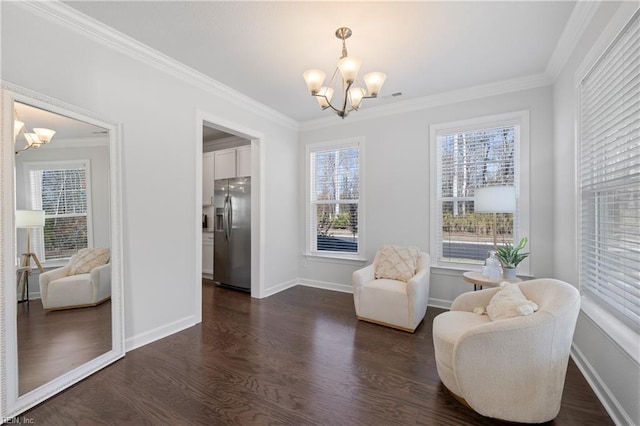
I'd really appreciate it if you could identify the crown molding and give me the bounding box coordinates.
[575,2,640,86]
[299,72,552,132]
[20,1,299,131]
[545,1,601,81]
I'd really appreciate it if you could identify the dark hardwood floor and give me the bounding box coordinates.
[18,280,612,425]
[17,298,112,395]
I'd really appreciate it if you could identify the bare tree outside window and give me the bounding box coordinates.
[310,144,360,253]
[439,127,517,263]
[28,166,89,262]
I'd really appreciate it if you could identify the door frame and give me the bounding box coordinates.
[195,110,265,322]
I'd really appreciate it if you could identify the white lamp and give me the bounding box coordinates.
[474,186,516,250]
[16,210,45,272]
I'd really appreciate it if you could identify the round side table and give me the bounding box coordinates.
[463,270,522,291]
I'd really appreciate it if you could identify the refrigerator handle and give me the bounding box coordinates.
[223,194,230,241]
[227,195,233,240]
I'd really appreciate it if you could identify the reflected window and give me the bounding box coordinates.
[24,160,92,263]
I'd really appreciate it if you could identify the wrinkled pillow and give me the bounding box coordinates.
[68,247,110,275]
[486,282,538,321]
[374,245,420,283]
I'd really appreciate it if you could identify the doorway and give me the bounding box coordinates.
[202,126,251,285]
[195,111,263,323]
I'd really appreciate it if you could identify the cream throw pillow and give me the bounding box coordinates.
[68,247,110,275]
[486,282,539,321]
[374,245,421,283]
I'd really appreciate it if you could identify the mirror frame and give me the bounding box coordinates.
[0,83,125,418]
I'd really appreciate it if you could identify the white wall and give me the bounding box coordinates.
[553,2,640,424]
[299,86,555,305]
[3,1,638,423]
[2,2,299,347]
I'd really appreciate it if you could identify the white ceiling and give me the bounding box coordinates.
[63,1,577,123]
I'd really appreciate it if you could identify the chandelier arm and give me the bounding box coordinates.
[340,81,354,117]
[311,94,341,114]
[15,146,30,155]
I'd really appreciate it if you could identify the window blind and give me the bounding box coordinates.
[309,142,360,254]
[579,12,640,333]
[437,125,519,264]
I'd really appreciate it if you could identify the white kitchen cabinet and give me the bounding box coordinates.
[236,146,251,177]
[203,232,214,275]
[203,152,215,206]
[214,148,237,180]
[214,146,251,179]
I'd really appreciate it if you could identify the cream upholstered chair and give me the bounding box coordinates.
[432,279,580,423]
[352,247,430,332]
[39,247,111,311]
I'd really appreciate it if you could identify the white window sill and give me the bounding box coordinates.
[304,252,368,264]
[580,296,640,365]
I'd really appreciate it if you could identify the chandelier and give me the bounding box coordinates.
[14,111,55,155]
[303,27,386,119]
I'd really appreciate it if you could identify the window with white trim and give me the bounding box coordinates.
[24,160,92,264]
[307,138,363,258]
[579,11,639,333]
[430,111,529,269]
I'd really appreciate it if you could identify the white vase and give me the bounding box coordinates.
[503,267,517,280]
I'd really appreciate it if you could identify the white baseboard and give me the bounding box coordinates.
[125,315,198,353]
[428,298,452,310]
[570,344,633,426]
[298,278,353,294]
[261,278,298,298]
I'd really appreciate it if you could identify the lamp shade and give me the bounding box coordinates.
[337,56,361,84]
[348,87,366,109]
[14,120,25,139]
[16,210,45,228]
[474,186,516,213]
[315,87,334,109]
[364,72,387,97]
[33,128,56,143]
[303,69,326,95]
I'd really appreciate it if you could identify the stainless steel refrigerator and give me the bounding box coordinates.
[214,177,251,291]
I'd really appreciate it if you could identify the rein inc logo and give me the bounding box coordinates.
[2,417,35,424]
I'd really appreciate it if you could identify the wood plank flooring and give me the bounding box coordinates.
[19,280,613,425]
[17,298,112,395]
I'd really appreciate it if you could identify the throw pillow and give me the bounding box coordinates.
[68,247,110,275]
[374,245,421,283]
[486,282,538,321]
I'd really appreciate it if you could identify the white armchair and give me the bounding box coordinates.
[432,279,580,423]
[39,249,111,311]
[353,248,430,332]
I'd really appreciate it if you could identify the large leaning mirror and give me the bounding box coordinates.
[1,85,124,418]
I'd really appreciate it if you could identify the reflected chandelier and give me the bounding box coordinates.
[14,111,55,155]
[303,27,386,119]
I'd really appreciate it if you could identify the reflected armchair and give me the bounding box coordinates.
[39,247,111,311]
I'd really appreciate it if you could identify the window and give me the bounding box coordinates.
[24,161,92,263]
[579,12,639,333]
[307,138,363,258]
[430,111,529,269]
